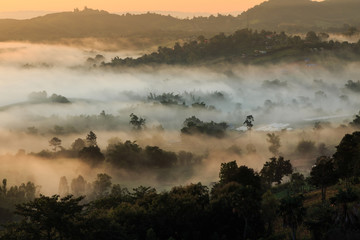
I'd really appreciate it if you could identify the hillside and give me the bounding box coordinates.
[103,29,360,67]
[0,8,243,46]
[0,1,359,49]
[241,0,360,32]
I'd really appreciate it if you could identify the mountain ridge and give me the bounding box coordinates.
[0,0,359,50]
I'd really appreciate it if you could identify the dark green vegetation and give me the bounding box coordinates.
[3,128,360,239]
[1,0,360,49]
[104,29,360,66]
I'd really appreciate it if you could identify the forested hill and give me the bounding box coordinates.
[0,0,360,45]
[0,8,243,42]
[102,29,360,67]
[241,0,360,32]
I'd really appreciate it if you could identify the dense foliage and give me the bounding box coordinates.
[104,29,360,66]
[4,130,360,239]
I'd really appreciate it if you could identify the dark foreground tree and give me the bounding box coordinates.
[309,156,338,203]
[333,131,360,182]
[0,195,85,240]
[219,161,261,189]
[260,156,293,187]
[279,194,306,240]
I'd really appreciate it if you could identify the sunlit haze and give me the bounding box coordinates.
[0,0,266,14]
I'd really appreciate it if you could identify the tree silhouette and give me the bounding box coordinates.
[333,131,360,182]
[58,176,69,197]
[266,133,281,156]
[243,115,254,130]
[279,194,306,240]
[309,156,338,203]
[86,131,97,147]
[71,138,86,152]
[129,113,146,130]
[92,173,112,198]
[71,175,87,197]
[12,195,85,240]
[260,156,293,187]
[49,137,62,152]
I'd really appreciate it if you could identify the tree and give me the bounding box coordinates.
[219,161,261,189]
[290,172,306,193]
[261,190,279,236]
[49,137,62,152]
[309,156,338,203]
[8,195,85,240]
[71,138,86,152]
[211,182,263,240]
[144,146,177,168]
[92,174,112,198]
[260,156,293,187]
[349,111,360,128]
[243,115,254,130]
[129,113,146,130]
[105,140,142,169]
[333,131,360,181]
[305,31,319,43]
[28,91,47,102]
[79,146,105,166]
[80,131,104,166]
[330,187,359,231]
[49,94,70,103]
[296,140,316,157]
[1,179,7,195]
[279,194,306,240]
[86,131,97,147]
[305,203,334,240]
[181,116,228,138]
[71,175,87,197]
[267,133,281,156]
[58,176,69,197]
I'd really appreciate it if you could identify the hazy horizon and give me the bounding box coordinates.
[0,9,243,20]
[0,0,265,15]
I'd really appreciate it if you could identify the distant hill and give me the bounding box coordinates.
[241,0,360,32]
[0,1,359,50]
[0,8,243,41]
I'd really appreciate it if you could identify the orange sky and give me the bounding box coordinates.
[0,0,267,13]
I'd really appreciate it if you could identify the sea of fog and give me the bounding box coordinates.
[0,42,359,193]
[0,42,358,128]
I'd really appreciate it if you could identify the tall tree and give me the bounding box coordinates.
[243,115,254,130]
[333,131,360,182]
[92,174,112,198]
[266,133,281,156]
[309,156,338,203]
[260,156,293,187]
[86,131,97,147]
[58,176,69,197]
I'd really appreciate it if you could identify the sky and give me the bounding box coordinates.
[0,0,267,14]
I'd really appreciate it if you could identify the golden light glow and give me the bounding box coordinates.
[0,0,267,13]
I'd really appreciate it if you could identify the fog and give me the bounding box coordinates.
[0,42,360,195]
